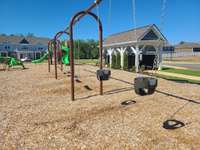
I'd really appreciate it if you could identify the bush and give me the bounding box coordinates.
[140,65,146,72]
[123,53,128,70]
[111,53,121,69]
[131,66,136,72]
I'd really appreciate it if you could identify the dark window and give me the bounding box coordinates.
[193,48,200,52]
[5,46,10,49]
[163,46,174,52]
[1,52,7,57]
[141,30,159,40]
[38,47,43,50]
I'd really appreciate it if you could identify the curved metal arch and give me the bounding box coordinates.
[47,39,55,72]
[54,31,69,40]
[53,31,69,76]
[47,39,61,79]
[69,11,103,101]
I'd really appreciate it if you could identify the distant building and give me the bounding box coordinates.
[0,36,49,60]
[175,42,200,52]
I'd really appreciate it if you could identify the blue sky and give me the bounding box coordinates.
[0,0,200,44]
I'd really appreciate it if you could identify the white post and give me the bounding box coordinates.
[158,45,163,70]
[107,48,113,68]
[117,47,127,69]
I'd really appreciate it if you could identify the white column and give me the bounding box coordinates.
[131,46,140,73]
[158,45,163,70]
[107,48,113,68]
[117,47,127,69]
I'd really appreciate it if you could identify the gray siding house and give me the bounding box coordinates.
[0,36,49,60]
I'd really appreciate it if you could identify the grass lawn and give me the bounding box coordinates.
[161,67,200,77]
[75,59,98,65]
[154,73,200,84]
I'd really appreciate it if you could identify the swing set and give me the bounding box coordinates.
[47,0,168,101]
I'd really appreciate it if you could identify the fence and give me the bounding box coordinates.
[162,52,200,58]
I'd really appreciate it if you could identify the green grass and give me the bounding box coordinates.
[154,73,200,84]
[142,71,200,84]
[75,59,98,65]
[161,67,200,77]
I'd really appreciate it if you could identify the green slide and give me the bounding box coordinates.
[31,45,69,64]
[61,45,69,65]
[0,56,25,69]
[32,52,49,64]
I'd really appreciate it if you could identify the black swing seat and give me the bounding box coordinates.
[134,76,157,96]
[96,69,111,81]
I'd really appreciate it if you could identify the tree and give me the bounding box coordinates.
[27,33,34,37]
[1,33,7,36]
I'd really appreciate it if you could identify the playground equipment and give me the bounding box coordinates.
[46,0,104,83]
[134,77,157,95]
[0,56,25,70]
[69,0,111,101]
[52,31,69,79]
[130,0,158,96]
[32,52,49,64]
[96,69,111,81]
[47,38,70,79]
[134,0,167,96]
[47,0,166,99]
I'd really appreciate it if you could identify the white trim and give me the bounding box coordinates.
[103,41,137,47]
[103,40,165,48]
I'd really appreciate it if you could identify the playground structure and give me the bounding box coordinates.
[0,55,25,70]
[41,0,161,101]
[46,0,103,81]
[47,36,70,79]
[1,1,200,149]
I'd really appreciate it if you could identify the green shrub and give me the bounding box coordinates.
[131,66,136,72]
[115,53,121,69]
[111,52,121,69]
[140,65,146,72]
[111,54,116,68]
[123,53,128,70]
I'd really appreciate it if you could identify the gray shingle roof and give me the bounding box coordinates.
[104,24,163,46]
[0,35,50,45]
[175,42,200,49]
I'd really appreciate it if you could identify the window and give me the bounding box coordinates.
[141,30,159,40]
[193,48,200,52]
[38,47,43,50]
[5,46,10,49]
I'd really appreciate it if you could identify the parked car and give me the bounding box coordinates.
[21,57,32,62]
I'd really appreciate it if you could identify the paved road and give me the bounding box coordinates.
[163,63,200,71]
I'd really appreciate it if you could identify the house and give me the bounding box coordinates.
[175,42,200,52]
[103,24,167,72]
[0,35,49,60]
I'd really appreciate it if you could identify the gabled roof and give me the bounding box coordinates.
[104,24,167,47]
[19,38,29,44]
[175,42,200,49]
[0,35,50,45]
